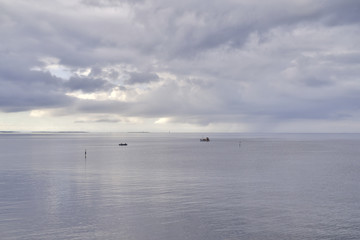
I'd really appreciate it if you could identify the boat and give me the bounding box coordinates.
[119,143,128,146]
[200,137,210,142]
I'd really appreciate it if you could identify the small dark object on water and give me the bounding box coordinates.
[200,137,210,142]
[119,143,127,146]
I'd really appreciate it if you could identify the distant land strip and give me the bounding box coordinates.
[127,131,150,133]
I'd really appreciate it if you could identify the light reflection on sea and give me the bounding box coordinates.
[1,133,360,239]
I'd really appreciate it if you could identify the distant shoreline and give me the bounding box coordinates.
[127,132,150,133]
[0,131,88,134]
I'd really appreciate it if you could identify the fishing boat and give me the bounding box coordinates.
[119,143,127,146]
[200,137,210,142]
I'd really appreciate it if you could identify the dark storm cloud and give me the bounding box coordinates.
[0,54,73,112]
[1,0,360,131]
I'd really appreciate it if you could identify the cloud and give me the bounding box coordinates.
[64,76,115,93]
[0,55,73,112]
[75,117,121,123]
[125,71,159,85]
[1,0,360,131]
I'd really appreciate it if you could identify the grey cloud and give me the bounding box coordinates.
[64,76,115,93]
[0,55,73,112]
[95,118,120,123]
[81,0,145,7]
[75,99,130,114]
[75,117,120,123]
[125,72,159,85]
[322,0,360,25]
[1,0,360,131]
[300,77,333,88]
[326,52,360,65]
[0,81,73,112]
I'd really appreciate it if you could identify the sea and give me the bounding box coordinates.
[1,132,360,240]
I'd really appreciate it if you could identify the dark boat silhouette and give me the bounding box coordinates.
[200,137,210,142]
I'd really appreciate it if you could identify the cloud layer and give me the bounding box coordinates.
[1,0,360,132]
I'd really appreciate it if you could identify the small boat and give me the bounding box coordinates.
[200,137,210,142]
[119,143,128,146]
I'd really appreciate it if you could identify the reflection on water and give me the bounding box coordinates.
[1,133,360,239]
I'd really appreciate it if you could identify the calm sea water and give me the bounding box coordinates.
[1,133,360,240]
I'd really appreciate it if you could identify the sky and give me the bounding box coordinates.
[1,0,360,132]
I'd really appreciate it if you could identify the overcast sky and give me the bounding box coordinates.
[1,0,360,132]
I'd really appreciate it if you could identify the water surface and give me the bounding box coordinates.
[1,133,360,239]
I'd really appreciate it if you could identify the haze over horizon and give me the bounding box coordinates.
[1,0,360,133]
